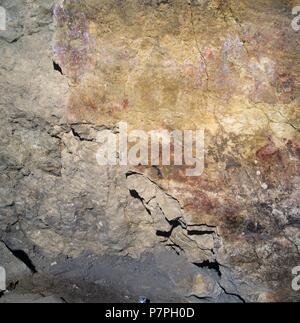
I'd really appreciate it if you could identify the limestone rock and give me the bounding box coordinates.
[0,0,299,302]
[0,242,32,290]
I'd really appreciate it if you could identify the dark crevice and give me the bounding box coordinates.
[193,260,222,277]
[10,250,37,273]
[129,189,141,199]
[166,242,184,255]
[71,127,84,141]
[128,185,183,239]
[152,165,162,177]
[187,224,216,228]
[9,34,24,43]
[156,230,170,237]
[2,242,37,273]
[166,245,180,255]
[187,294,212,301]
[70,128,94,142]
[156,219,182,238]
[7,280,19,291]
[187,230,215,235]
[169,218,182,228]
[219,284,246,303]
[53,61,63,75]
[129,190,152,216]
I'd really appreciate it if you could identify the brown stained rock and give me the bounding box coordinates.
[53,0,299,301]
[0,0,299,302]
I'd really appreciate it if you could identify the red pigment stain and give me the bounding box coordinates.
[111,98,129,114]
[204,48,214,59]
[256,143,279,160]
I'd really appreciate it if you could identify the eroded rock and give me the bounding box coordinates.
[0,0,299,302]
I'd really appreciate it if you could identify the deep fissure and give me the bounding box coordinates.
[2,242,37,274]
[193,260,222,277]
[53,61,63,75]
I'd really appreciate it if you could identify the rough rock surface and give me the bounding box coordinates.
[0,241,32,291]
[0,0,299,302]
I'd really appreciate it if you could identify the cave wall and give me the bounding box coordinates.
[0,0,300,302]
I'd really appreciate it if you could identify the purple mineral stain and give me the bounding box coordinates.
[53,2,95,82]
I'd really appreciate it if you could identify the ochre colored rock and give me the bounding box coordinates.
[0,0,299,302]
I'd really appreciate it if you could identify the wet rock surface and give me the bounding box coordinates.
[0,0,299,302]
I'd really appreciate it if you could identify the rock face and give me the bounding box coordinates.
[0,0,299,302]
[0,242,32,291]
